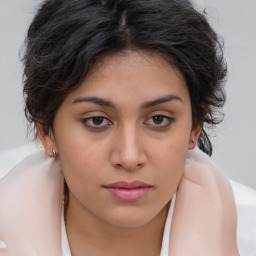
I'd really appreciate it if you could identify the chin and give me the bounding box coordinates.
[107,217,151,229]
[103,207,165,229]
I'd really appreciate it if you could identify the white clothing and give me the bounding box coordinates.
[61,206,71,256]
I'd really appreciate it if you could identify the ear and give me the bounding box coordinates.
[36,123,58,157]
[188,122,202,150]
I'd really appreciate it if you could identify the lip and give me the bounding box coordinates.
[103,180,152,202]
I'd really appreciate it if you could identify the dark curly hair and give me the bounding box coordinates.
[23,0,227,156]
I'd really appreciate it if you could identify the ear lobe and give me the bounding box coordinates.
[36,123,57,157]
[188,123,202,150]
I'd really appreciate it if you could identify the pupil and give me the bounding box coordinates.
[153,116,163,124]
[93,117,104,125]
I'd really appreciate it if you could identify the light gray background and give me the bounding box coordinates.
[0,0,255,189]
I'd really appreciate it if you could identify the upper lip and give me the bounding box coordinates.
[103,180,152,189]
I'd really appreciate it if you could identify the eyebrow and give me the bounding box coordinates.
[72,94,183,109]
[72,97,116,108]
[141,94,183,109]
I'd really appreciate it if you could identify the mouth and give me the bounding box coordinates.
[103,180,152,202]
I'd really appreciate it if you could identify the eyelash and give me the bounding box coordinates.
[82,114,174,130]
[144,114,174,129]
[82,116,112,129]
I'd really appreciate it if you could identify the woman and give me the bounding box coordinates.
[0,0,239,255]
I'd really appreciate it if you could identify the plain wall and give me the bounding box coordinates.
[0,0,255,189]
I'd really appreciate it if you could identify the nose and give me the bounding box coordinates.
[110,125,147,171]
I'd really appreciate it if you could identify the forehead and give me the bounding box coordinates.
[67,51,190,106]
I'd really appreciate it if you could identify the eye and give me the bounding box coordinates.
[144,114,174,128]
[82,116,112,129]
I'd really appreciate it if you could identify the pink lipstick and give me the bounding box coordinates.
[103,181,152,202]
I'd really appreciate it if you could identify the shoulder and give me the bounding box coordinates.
[169,148,239,255]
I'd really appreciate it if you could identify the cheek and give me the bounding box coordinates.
[150,131,189,193]
[58,144,107,206]
[54,116,107,174]
[59,142,108,183]
[155,145,186,182]
[151,125,190,167]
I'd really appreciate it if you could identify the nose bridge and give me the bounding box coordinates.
[122,124,139,156]
[111,123,146,170]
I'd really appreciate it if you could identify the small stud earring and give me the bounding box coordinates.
[52,149,57,155]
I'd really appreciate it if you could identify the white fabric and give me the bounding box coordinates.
[0,142,255,255]
[61,206,71,256]
[160,192,176,256]
[230,180,256,256]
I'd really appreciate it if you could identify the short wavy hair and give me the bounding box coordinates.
[23,0,227,156]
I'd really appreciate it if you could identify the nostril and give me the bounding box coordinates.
[0,240,7,249]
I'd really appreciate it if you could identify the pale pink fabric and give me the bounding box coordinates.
[0,148,239,256]
[0,151,63,256]
[169,149,239,255]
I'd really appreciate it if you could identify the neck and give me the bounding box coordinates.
[65,192,169,256]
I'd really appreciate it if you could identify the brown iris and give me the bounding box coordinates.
[92,117,104,125]
[152,115,164,125]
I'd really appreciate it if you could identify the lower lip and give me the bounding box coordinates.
[104,187,151,202]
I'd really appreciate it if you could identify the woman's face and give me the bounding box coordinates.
[39,51,201,228]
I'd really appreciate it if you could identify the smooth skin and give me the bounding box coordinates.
[38,51,201,256]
